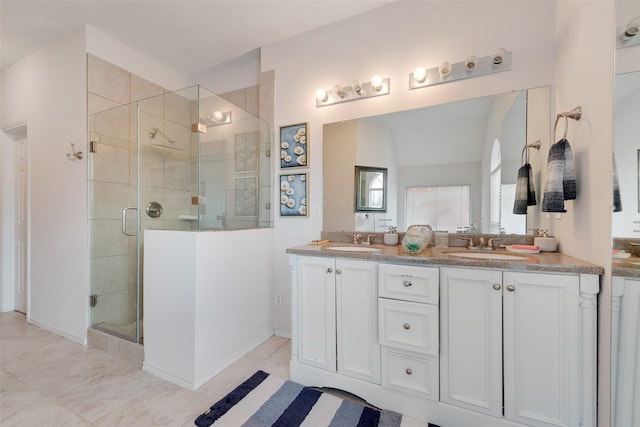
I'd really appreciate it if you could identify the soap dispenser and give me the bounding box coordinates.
[533,229,557,252]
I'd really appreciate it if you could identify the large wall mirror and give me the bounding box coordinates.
[323,86,551,234]
[611,2,640,426]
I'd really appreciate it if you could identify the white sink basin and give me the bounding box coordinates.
[447,252,529,261]
[326,246,382,253]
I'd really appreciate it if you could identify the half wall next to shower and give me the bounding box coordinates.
[89,84,273,344]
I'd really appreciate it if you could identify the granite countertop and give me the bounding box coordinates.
[612,259,640,278]
[287,242,604,275]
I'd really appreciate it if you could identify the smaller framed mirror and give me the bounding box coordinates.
[354,166,387,212]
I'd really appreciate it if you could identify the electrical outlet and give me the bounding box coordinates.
[274,293,283,306]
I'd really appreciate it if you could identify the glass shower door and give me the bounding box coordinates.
[89,88,199,343]
[89,102,141,342]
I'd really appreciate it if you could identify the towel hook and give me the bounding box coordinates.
[66,143,84,161]
[553,106,582,141]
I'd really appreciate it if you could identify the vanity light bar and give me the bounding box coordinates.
[315,76,390,108]
[409,50,512,90]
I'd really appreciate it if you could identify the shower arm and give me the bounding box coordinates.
[149,128,175,145]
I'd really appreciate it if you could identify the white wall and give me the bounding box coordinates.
[554,2,615,426]
[1,29,89,341]
[262,0,556,334]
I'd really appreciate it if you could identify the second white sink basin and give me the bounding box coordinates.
[326,246,382,253]
[447,252,529,261]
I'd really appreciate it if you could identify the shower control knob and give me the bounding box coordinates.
[145,201,163,218]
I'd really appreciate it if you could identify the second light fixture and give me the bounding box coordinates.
[315,74,390,107]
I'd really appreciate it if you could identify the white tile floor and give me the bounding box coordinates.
[0,311,291,426]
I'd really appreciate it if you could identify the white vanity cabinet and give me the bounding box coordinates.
[378,263,439,401]
[289,250,599,426]
[611,276,640,427]
[296,255,380,383]
[441,267,591,427]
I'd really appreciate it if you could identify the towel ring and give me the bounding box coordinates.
[520,140,541,165]
[553,106,582,141]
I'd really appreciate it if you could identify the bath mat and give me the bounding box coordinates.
[195,370,433,427]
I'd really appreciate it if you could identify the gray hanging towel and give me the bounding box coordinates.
[542,138,576,212]
[513,163,536,214]
[613,154,622,212]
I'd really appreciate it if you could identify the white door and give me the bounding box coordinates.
[336,258,379,383]
[14,136,28,313]
[440,267,503,417]
[297,256,336,371]
[503,271,580,427]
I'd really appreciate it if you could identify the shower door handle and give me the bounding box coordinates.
[122,207,139,236]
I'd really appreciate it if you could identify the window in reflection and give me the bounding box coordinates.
[406,185,470,232]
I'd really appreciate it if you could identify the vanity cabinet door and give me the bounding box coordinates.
[440,267,503,417]
[336,259,380,383]
[503,271,580,427]
[297,256,336,371]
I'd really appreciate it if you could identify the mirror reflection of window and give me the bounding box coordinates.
[366,173,384,208]
[406,185,470,232]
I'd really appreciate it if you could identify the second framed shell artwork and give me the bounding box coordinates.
[280,122,308,168]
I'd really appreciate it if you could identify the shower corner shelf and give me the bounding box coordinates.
[178,214,199,221]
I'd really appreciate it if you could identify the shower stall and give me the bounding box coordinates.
[88,85,273,344]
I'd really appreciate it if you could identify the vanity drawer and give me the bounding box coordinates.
[379,298,438,355]
[381,346,439,401]
[378,263,438,304]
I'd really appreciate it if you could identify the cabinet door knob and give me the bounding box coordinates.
[327,268,333,273]
[403,280,412,287]
[405,368,413,375]
[493,284,501,290]
[336,269,342,275]
[507,285,515,292]
[403,323,411,330]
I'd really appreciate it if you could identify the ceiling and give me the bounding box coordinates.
[0,0,392,78]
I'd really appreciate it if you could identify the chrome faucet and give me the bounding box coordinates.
[349,233,362,244]
[362,235,375,245]
[460,237,479,250]
[484,238,501,251]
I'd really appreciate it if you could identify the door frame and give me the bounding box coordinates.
[1,123,29,313]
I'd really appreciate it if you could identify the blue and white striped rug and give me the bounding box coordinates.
[195,370,434,427]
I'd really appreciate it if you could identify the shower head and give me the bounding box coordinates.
[147,127,177,147]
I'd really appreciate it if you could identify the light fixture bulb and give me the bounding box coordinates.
[492,48,507,67]
[438,62,451,78]
[624,17,640,40]
[334,84,346,98]
[352,80,362,94]
[413,67,427,83]
[465,55,478,72]
[211,111,225,122]
[371,74,383,91]
[316,88,328,102]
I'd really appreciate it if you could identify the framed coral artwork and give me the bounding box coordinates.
[280,173,307,217]
[279,122,308,168]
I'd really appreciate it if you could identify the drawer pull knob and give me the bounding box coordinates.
[327,268,333,273]
[403,323,411,330]
[403,280,412,287]
[336,269,342,275]
[406,368,413,375]
[507,285,515,292]
[493,284,501,291]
